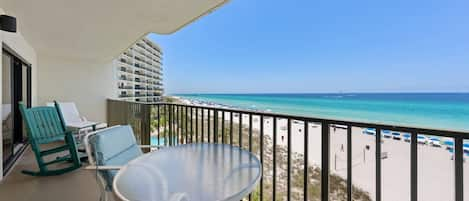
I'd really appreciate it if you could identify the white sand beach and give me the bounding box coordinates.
[169,98,467,201]
[225,111,463,201]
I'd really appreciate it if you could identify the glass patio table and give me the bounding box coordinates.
[113,143,262,201]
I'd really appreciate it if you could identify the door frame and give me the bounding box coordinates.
[2,47,32,175]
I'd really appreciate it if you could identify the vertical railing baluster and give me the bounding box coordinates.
[214,110,218,143]
[304,121,308,201]
[455,136,464,201]
[157,105,160,146]
[208,109,211,143]
[347,125,352,201]
[239,113,243,148]
[177,105,180,145]
[375,128,382,201]
[185,106,188,144]
[201,108,204,142]
[287,119,292,201]
[169,105,172,146]
[196,108,198,143]
[249,114,253,201]
[321,121,330,201]
[411,131,417,201]
[165,105,168,146]
[172,105,175,146]
[222,111,225,144]
[190,107,193,143]
[273,117,277,201]
[230,112,233,145]
[249,114,253,152]
[260,115,264,201]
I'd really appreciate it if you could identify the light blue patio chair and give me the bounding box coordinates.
[84,125,163,201]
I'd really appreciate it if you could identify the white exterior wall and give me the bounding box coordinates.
[37,55,114,123]
[0,7,38,180]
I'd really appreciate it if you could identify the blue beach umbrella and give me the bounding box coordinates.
[363,128,376,135]
[444,140,454,147]
[448,147,454,153]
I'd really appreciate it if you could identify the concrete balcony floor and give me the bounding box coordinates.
[0,143,108,201]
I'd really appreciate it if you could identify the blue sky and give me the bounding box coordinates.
[148,0,469,94]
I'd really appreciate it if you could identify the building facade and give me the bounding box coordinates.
[114,38,163,102]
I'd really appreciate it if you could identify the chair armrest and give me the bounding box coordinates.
[85,165,122,170]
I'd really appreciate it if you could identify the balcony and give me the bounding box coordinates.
[0,99,467,200]
[102,100,468,201]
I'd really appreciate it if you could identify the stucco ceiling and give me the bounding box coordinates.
[0,0,229,61]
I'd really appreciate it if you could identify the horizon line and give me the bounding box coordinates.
[169,91,469,95]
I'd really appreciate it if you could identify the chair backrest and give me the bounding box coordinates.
[86,125,143,189]
[19,102,67,145]
[47,102,83,124]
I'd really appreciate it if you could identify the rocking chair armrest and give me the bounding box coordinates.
[85,165,122,170]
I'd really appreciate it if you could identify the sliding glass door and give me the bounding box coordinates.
[2,49,31,174]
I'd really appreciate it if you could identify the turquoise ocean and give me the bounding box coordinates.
[175,93,469,132]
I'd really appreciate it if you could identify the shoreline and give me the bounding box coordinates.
[172,94,469,132]
[161,96,467,201]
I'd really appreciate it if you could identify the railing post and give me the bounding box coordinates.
[168,104,172,146]
[201,108,204,142]
[304,121,309,201]
[185,106,188,144]
[157,105,160,145]
[190,107,193,143]
[249,114,253,152]
[273,117,277,201]
[214,109,218,143]
[222,111,225,144]
[260,115,264,201]
[455,137,464,201]
[375,128,382,201]
[230,112,233,145]
[287,118,292,201]
[411,132,417,201]
[196,108,199,143]
[208,109,211,143]
[321,121,330,201]
[239,113,243,148]
[347,125,352,201]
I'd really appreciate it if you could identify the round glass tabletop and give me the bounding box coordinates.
[113,143,262,201]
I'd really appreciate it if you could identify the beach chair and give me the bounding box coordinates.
[382,130,392,138]
[84,125,165,201]
[47,101,107,132]
[403,133,411,142]
[429,137,442,147]
[19,102,81,176]
[392,132,401,140]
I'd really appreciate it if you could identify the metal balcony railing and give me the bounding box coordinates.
[107,99,468,201]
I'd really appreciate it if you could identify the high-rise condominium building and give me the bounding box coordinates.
[114,38,163,102]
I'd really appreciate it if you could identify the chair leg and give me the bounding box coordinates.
[22,138,82,177]
[65,133,82,167]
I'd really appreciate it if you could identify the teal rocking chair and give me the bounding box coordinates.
[19,102,81,176]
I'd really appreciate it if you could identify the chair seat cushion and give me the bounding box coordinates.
[90,125,143,189]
